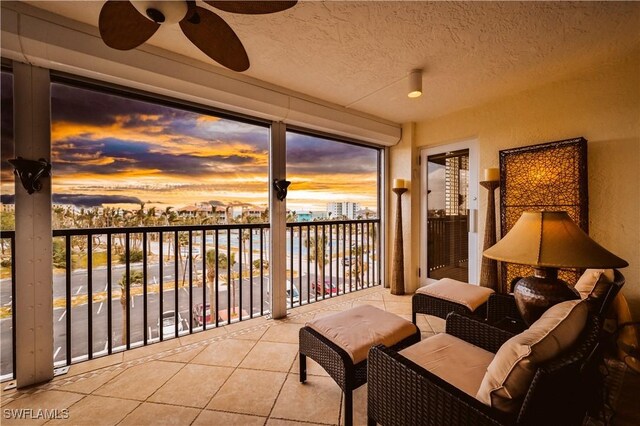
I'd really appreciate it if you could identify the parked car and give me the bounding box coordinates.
[312,280,339,297]
[266,280,300,305]
[159,310,184,337]
[194,303,212,326]
[286,280,300,305]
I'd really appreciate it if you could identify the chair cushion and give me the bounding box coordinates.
[400,333,494,397]
[416,278,494,311]
[476,300,588,413]
[306,305,417,364]
[575,268,614,301]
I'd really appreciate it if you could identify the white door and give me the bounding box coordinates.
[420,141,479,285]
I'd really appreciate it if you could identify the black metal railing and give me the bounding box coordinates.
[427,215,468,277]
[0,230,16,381]
[0,219,381,378]
[285,219,380,309]
[50,223,270,368]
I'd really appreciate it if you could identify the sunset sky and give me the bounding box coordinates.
[0,75,379,213]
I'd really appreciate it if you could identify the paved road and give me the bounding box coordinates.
[0,256,377,378]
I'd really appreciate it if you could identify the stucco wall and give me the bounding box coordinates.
[407,48,640,316]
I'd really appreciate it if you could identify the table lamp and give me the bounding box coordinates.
[483,210,628,325]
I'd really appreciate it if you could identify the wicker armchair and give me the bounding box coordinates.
[367,312,601,426]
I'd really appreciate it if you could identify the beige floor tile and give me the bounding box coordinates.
[356,291,384,302]
[267,419,326,426]
[207,369,286,416]
[381,292,413,303]
[260,323,304,344]
[280,315,310,324]
[193,410,266,426]
[1,390,84,425]
[292,353,329,377]
[93,360,183,401]
[148,364,233,408]
[288,303,321,314]
[426,315,446,333]
[421,331,436,340]
[232,325,269,341]
[122,338,181,362]
[160,345,206,363]
[383,301,412,315]
[348,383,368,426]
[311,310,343,320]
[224,316,269,334]
[64,353,123,378]
[47,395,139,426]
[57,369,121,395]
[191,339,256,367]
[351,300,386,310]
[416,315,433,333]
[271,374,342,424]
[119,402,200,425]
[240,342,298,372]
[178,326,227,346]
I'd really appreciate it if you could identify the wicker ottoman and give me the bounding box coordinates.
[412,277,495,323]
[299,305,420,426]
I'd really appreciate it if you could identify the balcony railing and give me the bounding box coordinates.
[0,219,380,381]
[427,215,468,281]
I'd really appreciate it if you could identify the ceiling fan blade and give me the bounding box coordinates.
[99,0,160,50]
[179,7,250,72]
[204,1,297,15]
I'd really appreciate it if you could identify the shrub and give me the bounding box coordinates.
[118,249,143,264]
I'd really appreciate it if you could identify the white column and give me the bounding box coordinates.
[269,122,287,319]
[13,62,53,387]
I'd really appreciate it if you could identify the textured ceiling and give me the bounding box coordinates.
[21,1,640,123]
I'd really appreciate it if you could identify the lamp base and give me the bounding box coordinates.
[513,268,580,326]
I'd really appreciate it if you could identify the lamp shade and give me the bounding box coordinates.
[484,211,628,269]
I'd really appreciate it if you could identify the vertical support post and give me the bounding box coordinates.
[269,122,287,319]
[14,63,53,387]
[480,180,500,291]
[391,188,407,295]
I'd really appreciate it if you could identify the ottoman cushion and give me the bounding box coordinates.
[306,305,417,363]
[416,278,494,311]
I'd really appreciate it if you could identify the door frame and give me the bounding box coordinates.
[420,140,479,287]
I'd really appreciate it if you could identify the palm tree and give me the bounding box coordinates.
[305,229,329,297]
[286,210,298,223]
[161,207,178,260]
[205,250,230,321]
[348,242,369,288]
[118,270,143,345]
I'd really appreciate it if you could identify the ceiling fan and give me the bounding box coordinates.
[98,0,297,72]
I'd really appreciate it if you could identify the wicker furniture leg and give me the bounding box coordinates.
[299,326,420,426]
[299,353,307,383]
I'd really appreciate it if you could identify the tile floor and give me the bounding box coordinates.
[0,286,636,425]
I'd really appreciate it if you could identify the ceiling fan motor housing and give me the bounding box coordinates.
[132,1,188,24]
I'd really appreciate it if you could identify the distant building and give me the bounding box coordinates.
[327,202,360,220]
[311,211,326,220]
[355,208,377,219]
[296,211,312,222]
[178,203,213,217]
[244,206,266,219]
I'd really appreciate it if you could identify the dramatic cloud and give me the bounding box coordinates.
[1,194,141,207]
[45,82,378,211]
[52,194,142,207]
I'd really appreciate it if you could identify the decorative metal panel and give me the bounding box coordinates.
[499,137,588,291]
